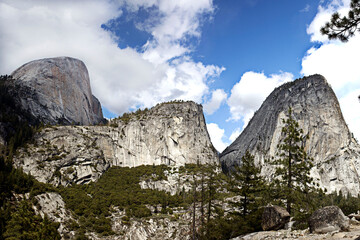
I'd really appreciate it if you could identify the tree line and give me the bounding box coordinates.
[186,107,360,239]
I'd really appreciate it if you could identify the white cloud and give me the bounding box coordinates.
[204,89,228,115]
[206,123,228,152]
[0,0,222,115]
[301,35,360,95]
[227,71,293,127]
[306,0,351,42]
[140,0,215,64]
[339,90,360,142]
[229,128,241,142]
[300,4,311,13]
[119,0,215,65]
[302,0,360,140]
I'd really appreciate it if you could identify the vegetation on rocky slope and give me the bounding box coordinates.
[0,76,60,239]
[0,151,60,239]
[58,165,181,236]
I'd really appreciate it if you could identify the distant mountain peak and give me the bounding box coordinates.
[9,56,104,125]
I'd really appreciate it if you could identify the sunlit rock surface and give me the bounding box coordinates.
[14,101,218,186]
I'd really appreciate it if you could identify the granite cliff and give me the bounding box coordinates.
[8,57,104,125]
[220,74,360,196]
[13,101,218,186]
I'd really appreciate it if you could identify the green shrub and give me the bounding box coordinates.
[126,205,151,218]
[58,165,183,235]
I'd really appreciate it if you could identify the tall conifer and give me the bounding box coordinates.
[230,151,265,217]
[271,108,315,215]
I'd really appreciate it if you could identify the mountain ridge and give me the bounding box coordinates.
[13,100,218,186]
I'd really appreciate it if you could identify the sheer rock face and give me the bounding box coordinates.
[13,101,218,186]
[10,57,104,125]
[33,192,74,238]
[220,74,360,195]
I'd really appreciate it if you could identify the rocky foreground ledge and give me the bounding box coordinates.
[234,223,360,240]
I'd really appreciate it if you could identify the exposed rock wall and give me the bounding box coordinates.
[13,101,218,186]
[105,208,191,240]
[9,57,104,125]
[220,74,360,196]
[33,192,75,238]
[232,223,360,240]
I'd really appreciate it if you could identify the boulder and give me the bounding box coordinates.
[9,56,104,125]
[261,205,290,231]
[309,205,350,234]
[348,212,360,221]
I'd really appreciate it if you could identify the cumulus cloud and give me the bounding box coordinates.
[206,123,228,152]
[307,0,351,42]
[302,0,360,140]
[227,71,293,128]
[139,0,215,64]
[203,89,228,115]
[0,0,222,115]
[301,35,360,95]
[339,89,360,142]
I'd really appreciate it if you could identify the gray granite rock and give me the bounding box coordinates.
[33,192,75,238]
[220,74,360,196]
[13,101,219,186]
[9,57,104,125]
[262,205,290,231]
[309,206,350,234]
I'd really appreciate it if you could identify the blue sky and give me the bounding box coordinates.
[101,0,321,139]
[0,0,359,152]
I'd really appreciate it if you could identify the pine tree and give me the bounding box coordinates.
[270,108,315,215]
[230,151,265,217]
[3,200,60,240]
[204,162,225,238]
[321,0,360,42]
[191,169,198,240]
[184,163,226,239]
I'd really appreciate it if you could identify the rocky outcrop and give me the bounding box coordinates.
[13,101,218,186]
[220,74,360,196]
[33,192,75,238]
[0,75,41,147]
[309,206,350,234]
[8,57,104,125]
[139,166,193,195]
[233,225,360,240]
[348,212,360,221]
[104,208,191,240]
[261,205,290,231]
